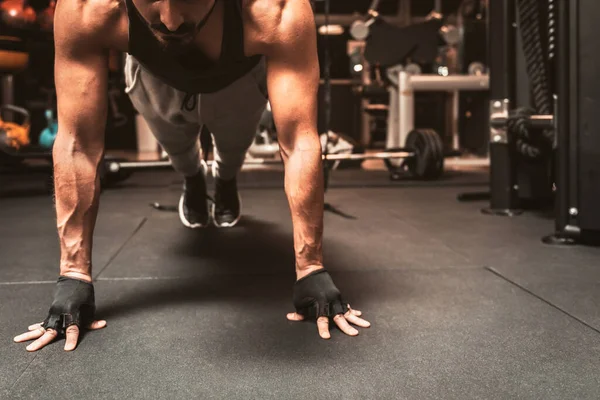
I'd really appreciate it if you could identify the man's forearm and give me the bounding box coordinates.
[282,140,324,273]
[53,138,104,281]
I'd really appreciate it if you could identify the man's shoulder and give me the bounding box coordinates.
[243,0,313,46]
[55,0,125,48]
[243,0,284,32]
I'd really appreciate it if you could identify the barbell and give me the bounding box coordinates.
[101,129,446,187]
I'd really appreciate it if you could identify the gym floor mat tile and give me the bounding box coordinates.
[490,262,600,332]
[97,188,471,279]
[5,269,600,399]
[0,203,145,282]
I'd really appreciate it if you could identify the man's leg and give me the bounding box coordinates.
[201,59,269,227]
[124,55,210,228]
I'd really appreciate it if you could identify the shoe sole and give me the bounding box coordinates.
[179,160,210,229]
[211,162,242,228]
[179,194,211,229]
[212,193,242,228]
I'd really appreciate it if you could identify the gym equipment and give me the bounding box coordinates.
[468,62,486,76]
[349,0,381,41]
[544,0,600,245]
[477,0,600,246]
[0,35,29,74]
[99,156,134,188]
[475,0,556,217]
[349,3,489,166]
[386,71,489,151]
[38,109,58,149]
[320,131,364,170]
[0,0,36,33]
[248,131,279,159]
[0,105,30,154]
[248,105,279,159]
[490,108,554,132]
[101,138,444,187]
[385,129,444,181]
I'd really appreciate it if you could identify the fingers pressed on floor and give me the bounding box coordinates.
[89,320,107,330]
[64,325,80,351]
[286,312,305,321]
[28,323,43,331]
[345,314,371,328]
[317,317,330,339]
[333,315,359,336]
[14,328,45,343]
[26,329,58,352]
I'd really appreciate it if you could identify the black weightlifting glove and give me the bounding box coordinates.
[293,269,348,319]
[42,276,96,337]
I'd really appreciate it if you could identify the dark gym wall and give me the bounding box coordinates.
[312,0,400,15]
[577,0,600,231]
[411,0,464,15]
[459,15,489,155]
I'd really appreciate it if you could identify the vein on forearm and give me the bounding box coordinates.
[282,144,324,269]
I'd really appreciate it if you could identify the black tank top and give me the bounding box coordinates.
[125,0,262,94]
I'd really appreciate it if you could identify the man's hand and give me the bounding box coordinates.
[287,305,370,340]
[14,320,107,352]
[287,269,371,339]
[13,276,106,352]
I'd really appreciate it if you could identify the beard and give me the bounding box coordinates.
[149,24,197,55]
[155,35,195,55]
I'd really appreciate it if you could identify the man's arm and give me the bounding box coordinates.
[262,0,371,339]
[13,0,111,352]
[263,0,323,279]
[53,0,109,282]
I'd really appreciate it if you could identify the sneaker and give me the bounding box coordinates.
[179,161,211,229]
[212,175,242,228]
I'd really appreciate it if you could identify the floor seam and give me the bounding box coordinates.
[7,354,38,395]
[0,281,56,286]
[93,217,148,281]
[485,266,600,335]
[92,266,483,282]
[0,266,484,285]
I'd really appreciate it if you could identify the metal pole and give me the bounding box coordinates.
[1,75,14,121]
[409,75,490,91]
[451,90,460,150]
[386,86,399,149]
[361,51,372,147]
[398,71,414,148]
[553,0,574,235]
[108,151,415,173]
[1,76,13,106]
[487,0,518,213]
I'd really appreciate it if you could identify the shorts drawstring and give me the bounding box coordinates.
[181,93,197,112]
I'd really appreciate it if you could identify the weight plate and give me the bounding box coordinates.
[405,130,427,178]
[422,129,444,179]
[406,129,444,180]
[423,129,444,180]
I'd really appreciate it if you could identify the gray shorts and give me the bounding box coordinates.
[124,55,268,179]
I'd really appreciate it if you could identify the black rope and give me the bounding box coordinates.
[507,108,543,159]
[515,0,555,158]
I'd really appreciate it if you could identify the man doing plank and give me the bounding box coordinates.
[14,0,370,351]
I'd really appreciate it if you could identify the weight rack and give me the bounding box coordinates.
[486,0,600,245]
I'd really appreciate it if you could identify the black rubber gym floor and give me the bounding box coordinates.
[2,168,600,399]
